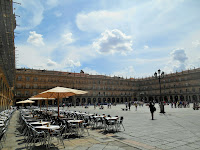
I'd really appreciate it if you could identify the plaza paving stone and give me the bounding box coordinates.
[2,104,200,149]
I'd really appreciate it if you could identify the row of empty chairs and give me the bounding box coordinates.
[0,108,16,149]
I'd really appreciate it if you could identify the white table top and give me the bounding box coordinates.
[93,115,105,118]
[0,124,4,127]
[30,121,50,125]
[34,125,60,130]
[0,118,7,121]
[105,117,119,120]
[68,120,83,123]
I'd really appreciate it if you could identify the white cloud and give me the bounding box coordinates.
[76,10,129,33]
[46,0,59,7]
[61,33,74,45]
[171,49,188,63]
[27,31,45,46]
[65,58,81,68]
[164,49,188,73]
[54,11,62,17]
[15,0,44,31]
[47,59,57,67]
[82,67,99,75]
[192,40,200,47]
[144,45,149,49]
[112,66,135,78]
[93,29,133,55]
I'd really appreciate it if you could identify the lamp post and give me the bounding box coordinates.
[154,69,165,113]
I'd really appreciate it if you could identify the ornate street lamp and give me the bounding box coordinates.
[154,69,165,113]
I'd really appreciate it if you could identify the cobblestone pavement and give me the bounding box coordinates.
[2,104,200,150]
[64,104,200,150]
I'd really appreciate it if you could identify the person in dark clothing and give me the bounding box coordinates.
[128,101,131,110]
[149,101,156,120]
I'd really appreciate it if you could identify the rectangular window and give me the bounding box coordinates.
[17,91,21,96]
[26,77,30,81]
[33,91,37,95]
[25,91,29,96]
[17,84,21,88]
[33,77,37,81]
[33,84,38,89]
[17,76,22,81]
[26,84,29,89]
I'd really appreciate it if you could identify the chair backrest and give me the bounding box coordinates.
[120,116,124,124]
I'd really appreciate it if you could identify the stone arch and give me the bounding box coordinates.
[112,98,115,103]
[82,98,86,103]
[98,98,101,104]
[121,98,123,103]
[88,98,91,104]
[192,95,197,102]
[164,96,168,102]
[103,98,106,104]
[107,98,111,103]
[180,95,184,101]
[93,98,96,104]
[116,98,119,103]
[125,97,127,102]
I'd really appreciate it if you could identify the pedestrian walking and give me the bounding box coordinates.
[149,101,156,120]
[128,101,131,110]
[134,102,138,111]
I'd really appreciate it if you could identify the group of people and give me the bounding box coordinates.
[170,101,190,108]
[125,101,140,111]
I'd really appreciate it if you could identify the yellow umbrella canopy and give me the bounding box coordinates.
[16,100,35,104]
[29,97,55,110]
[33,86,88,117]
[33,87,88,98]
[24,100,35,103]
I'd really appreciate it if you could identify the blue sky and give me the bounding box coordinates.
[14,0,200,78]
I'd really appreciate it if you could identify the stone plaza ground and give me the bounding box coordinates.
[2,103,200,150]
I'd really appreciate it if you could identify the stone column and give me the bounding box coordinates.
[197,94,200,102]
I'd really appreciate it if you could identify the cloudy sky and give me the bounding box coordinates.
[14,0,200,78]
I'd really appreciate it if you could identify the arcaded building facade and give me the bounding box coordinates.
[15,69,136,106]
[0,0,16,111]
[15,68,200,106]
[136,68,200,103]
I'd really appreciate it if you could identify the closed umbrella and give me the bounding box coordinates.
[33,86,88,117]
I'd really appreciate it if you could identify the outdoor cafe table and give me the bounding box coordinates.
[30,121,50,126]
[105,117,119,120]
[75,112,86,115]
[105,117,119,132]
[34,125,60,130]
[93,115,105,118]
[34,125,60,148]
[0,117,7,121]
[67,120,84,137]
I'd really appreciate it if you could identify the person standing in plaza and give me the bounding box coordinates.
[128,101,131,110]
[134,102,138,111]
[149,101,156,120]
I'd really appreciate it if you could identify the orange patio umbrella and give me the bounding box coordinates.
[32,86,88,117]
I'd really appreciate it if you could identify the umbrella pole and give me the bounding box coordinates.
[58,93,60,117]
[47,99,48,110]
[40,100,41,111]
